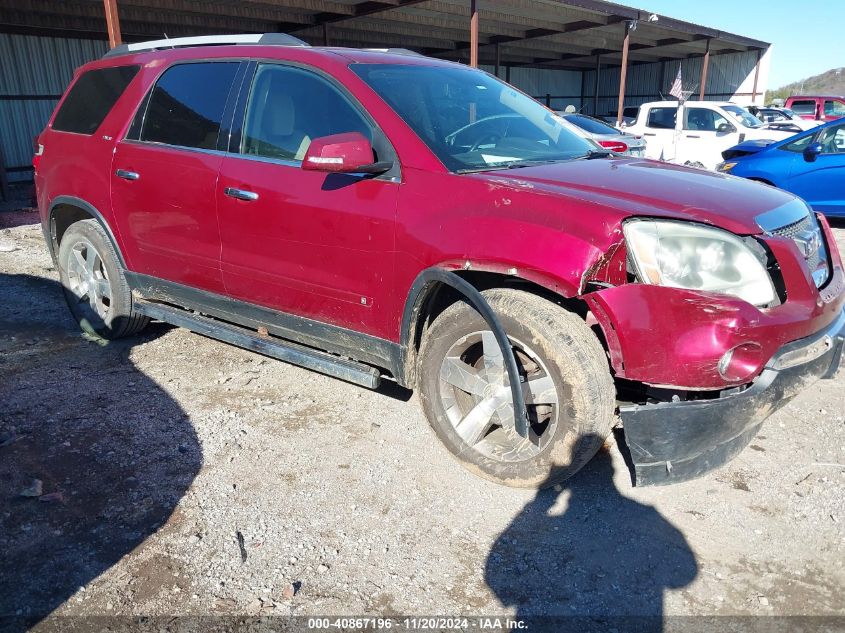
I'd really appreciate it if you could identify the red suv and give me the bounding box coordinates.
[35,35,845,487]
[785,95,845,122]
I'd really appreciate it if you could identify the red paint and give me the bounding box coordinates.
[301,132,375,172]
[784,95,845,122]
[36,45,845,393]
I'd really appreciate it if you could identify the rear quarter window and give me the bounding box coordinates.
[789,100,817,116]
[52,65,140,134]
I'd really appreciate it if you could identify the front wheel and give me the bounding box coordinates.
[417,288,616,488]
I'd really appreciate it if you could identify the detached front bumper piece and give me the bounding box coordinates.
[621,309,845,486]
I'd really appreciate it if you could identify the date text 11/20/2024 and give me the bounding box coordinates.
[306,617,528,630]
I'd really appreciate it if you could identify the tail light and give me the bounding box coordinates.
[33,136,44,172]
[598,139,628,153]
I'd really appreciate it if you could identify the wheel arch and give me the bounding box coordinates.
[398,266,591,389]
[48,196,126,268]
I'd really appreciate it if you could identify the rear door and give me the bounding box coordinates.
[216,62,400,337]
[110,61,242,294]
[786,122,845,215]
[640,106,678,161]
[823,99,845,122]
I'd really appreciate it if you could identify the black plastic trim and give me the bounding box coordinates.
[47,195,126,267]
[125,272,402,378]
[399,268,530,437]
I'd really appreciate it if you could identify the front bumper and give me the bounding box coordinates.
[620,308,845,486]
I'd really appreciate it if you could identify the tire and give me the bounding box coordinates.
[57,219,149,340]
[417,288,615,488]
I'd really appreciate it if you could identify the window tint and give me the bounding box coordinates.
[241,64,372,162]
[683,107,729,132]
[824,100,845,117]
[646,107,677,129]
[818,124,845,153]
[790,100,816,116]
[564,114,618,135]
[52,65,139,134]
[140,62,239,149]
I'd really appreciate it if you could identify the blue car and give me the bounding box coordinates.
[717,119,845,217]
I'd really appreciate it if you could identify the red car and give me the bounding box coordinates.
[35,35,845,487]
[785,95,845,122]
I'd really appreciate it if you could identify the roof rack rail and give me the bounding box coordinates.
[360,48,424,57]
[103,33,309,59]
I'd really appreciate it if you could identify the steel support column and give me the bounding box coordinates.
[698,38,711,100]
[322,22,330,46]
[494,42,501,77]
[593,53,601,115]
[751,49,763,104]
[103,0,121,49]
[469,0,479,68]
[616,21,631,127]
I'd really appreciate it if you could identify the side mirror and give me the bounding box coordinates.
[803,142,823,162]
[717,122,736,134]
[301,132,392,174]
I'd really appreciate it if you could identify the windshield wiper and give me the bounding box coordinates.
[579,149,613,160]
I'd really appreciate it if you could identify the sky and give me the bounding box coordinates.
[626,0,842,88]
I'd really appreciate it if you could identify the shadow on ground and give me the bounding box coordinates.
[485,437,698,632]
[0,273,200,630]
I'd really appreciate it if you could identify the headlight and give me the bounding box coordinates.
[623,219,776,307]
[717,162,737,172]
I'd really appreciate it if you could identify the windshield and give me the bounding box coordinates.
[352,63,596,172]
[722,105,764,128]
[563,114,619,135]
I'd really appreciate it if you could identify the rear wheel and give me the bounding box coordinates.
[57,219,149,340]
[417,288,616,488]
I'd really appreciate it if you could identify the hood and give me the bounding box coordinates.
[470,157,799,235]
[721,138,777,161]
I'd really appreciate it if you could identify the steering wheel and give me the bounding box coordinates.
[469,132,503,152]
[446,114,516,149]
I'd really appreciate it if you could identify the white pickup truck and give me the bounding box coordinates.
[624,101,796,170]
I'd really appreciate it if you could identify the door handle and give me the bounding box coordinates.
[115,169,140,181]
[685,135,700,139]
[224,187,259,202]
[643,132,657,137]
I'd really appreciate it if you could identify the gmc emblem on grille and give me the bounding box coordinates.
[794,229,821,258]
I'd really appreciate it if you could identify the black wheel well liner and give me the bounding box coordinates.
[47,196,126,267]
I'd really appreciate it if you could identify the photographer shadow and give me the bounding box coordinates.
[485,436,698,632]
[0,273,200,630]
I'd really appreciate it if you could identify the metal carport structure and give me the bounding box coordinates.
[0,0,771,194]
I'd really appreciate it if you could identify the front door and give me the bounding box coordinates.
[110,61,241,294]
[217,63,400,338]
[787,122,845,216]
[676,106,739,170]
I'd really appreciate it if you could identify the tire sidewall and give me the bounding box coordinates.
[418,292,612,488]
[57,220,131,339]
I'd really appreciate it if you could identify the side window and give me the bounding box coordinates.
[781,132,815,153]
[790,100,816,116]
[139,62,239,150]
[646,107,677,129]
[241,64,373,162]
[684,108,728,132]
[53,65,139,134]
[824,100,845,117]
[818,125,845,154]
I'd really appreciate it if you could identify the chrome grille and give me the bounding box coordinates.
[769,213,829,287]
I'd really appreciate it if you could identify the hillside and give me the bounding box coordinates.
[766,67,845,102]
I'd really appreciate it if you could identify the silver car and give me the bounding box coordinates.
[559,113,647,157]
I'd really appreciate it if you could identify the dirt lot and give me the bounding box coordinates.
[1,207,844,629]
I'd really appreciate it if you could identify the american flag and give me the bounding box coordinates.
[669,67,683,100]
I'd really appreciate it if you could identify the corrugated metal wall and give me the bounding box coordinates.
[0,34,107,183]
[482,65,583,111]
[582,50,763,117]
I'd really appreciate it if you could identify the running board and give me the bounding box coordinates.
[134,300,381,389]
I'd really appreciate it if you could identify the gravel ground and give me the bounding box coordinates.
[1,208,843,628]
